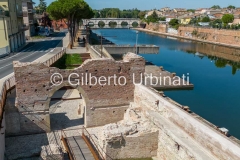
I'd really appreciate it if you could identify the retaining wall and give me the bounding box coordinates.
[178,26,240,46]
[133,85,240,160]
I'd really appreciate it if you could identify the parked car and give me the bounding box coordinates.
[37,27,50,36]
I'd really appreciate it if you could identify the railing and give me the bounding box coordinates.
[61,130,76,160]
[0,10,9,17]
[82,127,113,160]
[0,48,66,130]
[0,76,15,128]
[19,24,29,31]
[44,48,66,67]
[17,11,23,17]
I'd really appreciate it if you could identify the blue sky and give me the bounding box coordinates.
[34,0,239,10]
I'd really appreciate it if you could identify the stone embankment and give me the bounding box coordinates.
[137,23,240,49]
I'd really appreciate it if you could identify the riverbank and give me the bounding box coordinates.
[134,28,240,50]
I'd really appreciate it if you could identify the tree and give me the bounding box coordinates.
[144,11,159,23]
[40,12,52,27]
[222,14,234,24]
[159,17,166,21]
[47,0,94,49]
[227,5,236,9]
[152,11,159,20]
[93,10,100,18]
[38,0,47,14]
[138,11,146,19]
[187,9,195,13]
[211,5,221,9]
[201,16,210,22]
[169,19,179,26]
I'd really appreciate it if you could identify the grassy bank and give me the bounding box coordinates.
[51,54,82,69]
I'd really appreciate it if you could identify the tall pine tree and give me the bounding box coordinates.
[36,0,47,14]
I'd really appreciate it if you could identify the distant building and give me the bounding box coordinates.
[198,22,210,26]
[179,16,192,25]
[173,8,188,16]
[165,15,176,22]
[212,13,224,19]
[145,10,163,18]
[160,7,170,12]
[233,18,240,24]
[0,0,27,57]
[206,9,222,15]
[195,8,208,14]
[52,19,68,31]
[22,0,36,37]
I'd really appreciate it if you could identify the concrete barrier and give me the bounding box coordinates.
[104,45,159,54]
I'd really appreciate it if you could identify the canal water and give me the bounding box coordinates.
[92,29,240,139]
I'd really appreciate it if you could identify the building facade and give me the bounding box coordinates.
[22,0,35,37]
[0,0,28,57]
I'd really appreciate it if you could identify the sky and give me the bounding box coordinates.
[34,0,240,10]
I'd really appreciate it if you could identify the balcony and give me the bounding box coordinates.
[17,11,23,17]
[19,24,29,31]
[0,10,9,17]
[28,9,36,13]
[29,20,34,24]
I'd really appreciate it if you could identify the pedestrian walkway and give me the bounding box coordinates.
[66,136,95,160]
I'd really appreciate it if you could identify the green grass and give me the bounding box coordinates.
[51,54,82,69]
[31,35,46,39]
[66,54,82,66]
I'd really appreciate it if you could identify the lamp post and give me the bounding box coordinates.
[136,31,139,54]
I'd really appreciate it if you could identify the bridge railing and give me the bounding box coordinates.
[0,48,66,130]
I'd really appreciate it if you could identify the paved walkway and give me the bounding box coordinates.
[66,47,89,54]
[66,136,95,160]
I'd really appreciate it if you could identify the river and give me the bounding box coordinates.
[92,28,240,139]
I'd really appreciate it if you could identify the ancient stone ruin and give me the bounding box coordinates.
[11,52,240,160]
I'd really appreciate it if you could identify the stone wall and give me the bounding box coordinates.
[146,23,167,33]
[0,113,5,160]
[13,53,145,134]
[133,85,240,160]
[178,26,240,46]
[0,46,10,58]
[98,106,159,160]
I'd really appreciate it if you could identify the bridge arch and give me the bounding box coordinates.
[108,21,117,28]
[121,21,129,28]
[98,21,105,28]
[132,21,139,28]
[48,84,88,130]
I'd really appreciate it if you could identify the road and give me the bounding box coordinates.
[0,31,67,79]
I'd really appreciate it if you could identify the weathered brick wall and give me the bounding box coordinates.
[13,53,145,134]
[103,131,159,159]
[178,26,240,45]
[146,23,167,33]
[133,85,240,160]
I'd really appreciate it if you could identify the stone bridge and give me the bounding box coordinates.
[83,18,141,28]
